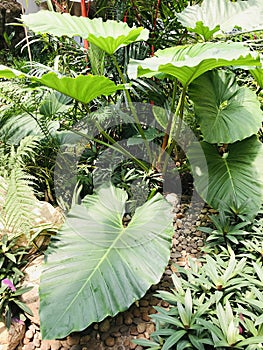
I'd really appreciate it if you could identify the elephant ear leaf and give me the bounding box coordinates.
[189,70,263,144]
[187,135,263,219]
[128,42,260,87]
[21,11,149,55]
[39,184,173,340]
[0,66,124,104]
[176,0,263,41]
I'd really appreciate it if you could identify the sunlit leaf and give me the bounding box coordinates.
[189,70,263,143]
[187,135,263,218]
[0,66,124,104]
[39,184,173,339]
[128,42,260,87]
[21,11,149,54]
[176,0,263,40]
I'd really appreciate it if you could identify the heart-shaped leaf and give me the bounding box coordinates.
[39,184,173,339]
[187,135,263,218]
[21,11,149,55]
[128,42,260,87]
[0,66,124,104]
[176,0,263,41]
[189,70,263,143]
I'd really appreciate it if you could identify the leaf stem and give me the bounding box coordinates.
[111,54,153,163]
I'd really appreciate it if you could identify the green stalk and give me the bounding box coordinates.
[162,86,187,174]
[66,127,149,172]
[95,121,149,171]
[111,54,153,163]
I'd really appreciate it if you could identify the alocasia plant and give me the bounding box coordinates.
[0,0,263,340]
[39,184,173,339]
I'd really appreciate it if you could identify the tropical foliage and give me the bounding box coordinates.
[0,0,263,341]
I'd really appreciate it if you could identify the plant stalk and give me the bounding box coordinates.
[111,54,153,163]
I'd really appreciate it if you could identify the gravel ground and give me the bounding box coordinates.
[18,197,210,350]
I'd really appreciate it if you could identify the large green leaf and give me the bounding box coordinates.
[39,184,173,339]
[0,66,124,104]
[39,91,72,117]
[128,42,260,87]
[21,11,149,55]
[187,135,263,217]
[0,113,59,144]
[189,70,263,144]
[176,0,263,41]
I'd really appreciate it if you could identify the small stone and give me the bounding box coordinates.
[33,338,41,348]
[176,219,183,228]
[195,230,202,236]
[29,325,37,332]
[137,323,146,334]
[139,299,149,307]
[24,338,31,345]
[130,326,138,336]
[161,301,169,308]
[149,298,158,306]
[132,307,141,317]
[110,331,121,338]
[25,330,34,340]
[141,313,150,322]
[23,344,35,350]
[67,334,80,346]
[49,340,62,350]
[124,314,133,325]
[69,346,82,350]
[93,323,99,330]
[99,319,111,333]
[133,318,142,325]
[40,340,51,350]
[59,340,69,349]
[115,315,123,326]
[129,341,137,349]
[149,307,157,314]
[117,346,125,350]
[123,339,130,346]
[80,335,90,344]
[135,346,144,350]
[104,336,115,347]
[119,325,129,334]
[146,323,155,335]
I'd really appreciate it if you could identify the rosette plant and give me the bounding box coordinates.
[0,0,263,340]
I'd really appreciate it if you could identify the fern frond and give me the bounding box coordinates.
[13,135,39,166]
[2,168,36,235]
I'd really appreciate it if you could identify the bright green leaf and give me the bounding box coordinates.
[176,0,263,40]
[128,42,260,87]
[39,184,173,339]
[0,66,124,104]
[187,135,263,218]
[21,11,149,55]
[189,70,263,144]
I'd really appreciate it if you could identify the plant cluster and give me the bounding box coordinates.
[134,207,263,349]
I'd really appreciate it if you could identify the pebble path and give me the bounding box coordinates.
[19,197,211,350]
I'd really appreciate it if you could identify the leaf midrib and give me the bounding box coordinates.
[44,213,125,338]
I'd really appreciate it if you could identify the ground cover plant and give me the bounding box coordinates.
[0,0,263,344]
